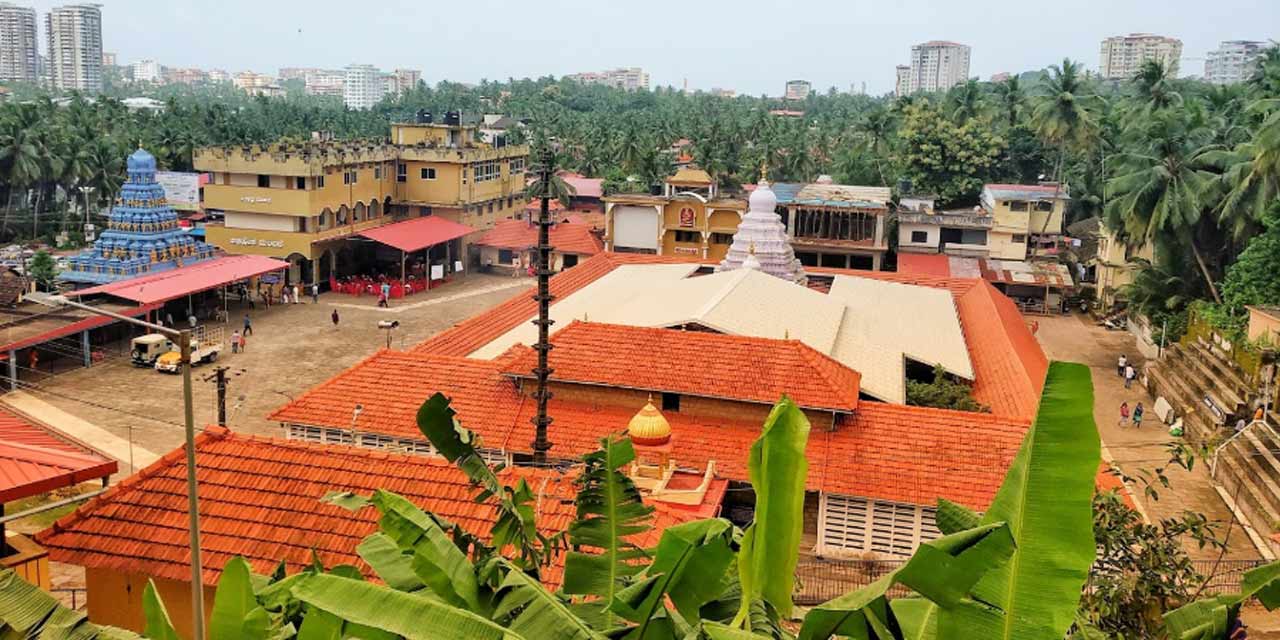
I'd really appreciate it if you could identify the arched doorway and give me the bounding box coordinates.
[353,202,367,223]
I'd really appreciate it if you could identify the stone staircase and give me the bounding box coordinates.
[1148,336,1280,555]
[1146,339,1252,443]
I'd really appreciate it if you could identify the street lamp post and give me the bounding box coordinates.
[27,292,206,640]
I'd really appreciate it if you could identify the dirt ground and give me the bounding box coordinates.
[18,273,532,472]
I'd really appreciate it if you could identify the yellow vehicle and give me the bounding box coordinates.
[152,327,224,373]
[130,334,175,367]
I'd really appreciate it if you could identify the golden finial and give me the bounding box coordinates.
[759,161,768,183]
[748,241,757,255]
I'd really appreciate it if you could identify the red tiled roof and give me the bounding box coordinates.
[72,255,290,306]
[358,216,475,253]
[895,254,952,278]
[524,199,566,212]
[37,427,694,587]
[474,220,603,257]
[0,408,117,503]
[955,281,1048,419]
[500,321,860,412]
[269,349,1028,510]
[557,172,604,199]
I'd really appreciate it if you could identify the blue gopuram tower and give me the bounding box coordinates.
[62,148,216,284]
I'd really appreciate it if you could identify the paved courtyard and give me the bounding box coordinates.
[8,273,531,474]
[1035,313,1262,561]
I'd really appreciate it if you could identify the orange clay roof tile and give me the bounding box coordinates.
[499,321,860,412]
[474,220,603,256]
[36,427,693,588]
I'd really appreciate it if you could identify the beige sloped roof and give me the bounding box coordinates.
[469,264,971,405]
[467,263,700,359]
[793,184,893,207]
[666,168,713,186]
[825,276,973,400]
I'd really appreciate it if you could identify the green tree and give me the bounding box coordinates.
[1221,204,1280,318]
[1031,58,1099,183]
[897,101,1004,206]
[905,364,987,412]
[27,249,58,290]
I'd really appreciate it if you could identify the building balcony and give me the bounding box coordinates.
[940,242,990,258]
[897,211,992,229]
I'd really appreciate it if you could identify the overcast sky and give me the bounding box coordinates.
[27,0,1280,95]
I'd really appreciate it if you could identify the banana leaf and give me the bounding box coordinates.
[938,361,1101,640]
[489,559,604,640]
[733,396,810,625]
[209,556,273,640]
[934,499,979,536]
[0,568,143,639]
[798,522,1015,640]
[142,580,183,640]
[291,573,519,640]
[562,436,654,630]
[1164,560,1280,639]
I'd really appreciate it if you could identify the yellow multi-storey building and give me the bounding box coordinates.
[980,183,1069,260]
[194,118,528,284]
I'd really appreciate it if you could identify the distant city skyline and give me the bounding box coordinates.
[8,0,1280,95]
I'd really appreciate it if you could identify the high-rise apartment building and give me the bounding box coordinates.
[165,67,207,85]
[1099,33,1182,80]
[130,59,160,83]
[303,69,344,96]
[0,3,37,83]
[394,68,421,93]
[784,79,811,101]
[894,65,910,97]
[567,67,650,91]
[903,41,970,94]
[1205,40,1271,85]
[100,50,113,66]
[45,3,103,93]
[344,64,388,110]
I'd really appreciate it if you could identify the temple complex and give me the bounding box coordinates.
[62,149,216,284]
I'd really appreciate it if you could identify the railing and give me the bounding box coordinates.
[791,557,1266,605]
[51,587,86,611]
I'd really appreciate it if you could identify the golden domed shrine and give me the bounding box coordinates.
[626,400,671,446]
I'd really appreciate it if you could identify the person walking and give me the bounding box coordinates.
[331,308,340,329]
[1132,402,1145,429]
[231,330,240,354]
[1119,401,1130,426]
[1124,364,1136,389]
[311,282,319,304]
[238,332,247,353]
[292,284,301,305]
[1117,354,1128,378]
[243,313,253,337]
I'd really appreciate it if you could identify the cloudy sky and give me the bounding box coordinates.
[29,0,1280,95]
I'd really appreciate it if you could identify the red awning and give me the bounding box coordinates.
[71,255,290,306]
[358,216,475,253]
[0,408,116,503]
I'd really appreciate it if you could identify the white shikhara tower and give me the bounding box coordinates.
[717,177,806,284]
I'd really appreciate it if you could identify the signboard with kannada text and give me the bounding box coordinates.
[155,171,202,211]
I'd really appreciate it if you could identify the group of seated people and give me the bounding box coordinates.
[329,274,431,299]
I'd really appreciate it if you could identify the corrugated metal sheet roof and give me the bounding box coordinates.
[0,408,116,503]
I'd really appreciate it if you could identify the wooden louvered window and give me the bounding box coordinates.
[817,494,940,558]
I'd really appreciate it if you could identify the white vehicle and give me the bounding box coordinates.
[153,326,224,373]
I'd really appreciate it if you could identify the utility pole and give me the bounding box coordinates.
[211,366,228,427]
[530,147,556,465]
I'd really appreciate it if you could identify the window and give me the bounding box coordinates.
[661,392,681,412]
[1011,234,1027,243]
[674,231,700,243]
[1008,200,1029,212]
[1035,200,1054,212]
[910,230,929,243]
[396,163,407,183]
[316,175,325,188]
[348,170,358,184]
[509,157,525,175]
[817,494,941,558]
[374,166,382,179]
[295,177,306,190]
[473,160,500,182]
[257,174,270,188]
[420,167,436,180]
[488,202,494,214]
[498,249,514,263]
[710,232,734,245]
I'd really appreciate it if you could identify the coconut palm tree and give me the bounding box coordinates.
[1208,97,1280,243]
[1031,58,1100,182]
[992,75,1025,129]
[1105,110,1224,302]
